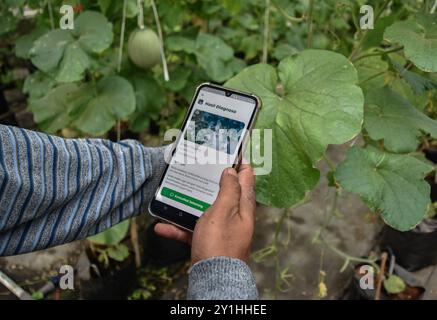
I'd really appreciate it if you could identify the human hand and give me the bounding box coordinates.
[154,164,256,264]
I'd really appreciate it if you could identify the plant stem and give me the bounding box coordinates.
[47,0,54,30]
[320,235,379,272]
[262,0,270,64]
[375,252,388,300]
[323,154,335,171]
[116,0,128,142]
[353,45,404,62]
[137,0,145,29]
[151,0,169,81]
[431,0,437,13]
[358,71,387,86]
[117,0,127,73]
[306,0,314,48]
[130,218,141,268]
[271,0,305,23]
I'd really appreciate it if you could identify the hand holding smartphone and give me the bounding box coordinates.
[149,83,260,231]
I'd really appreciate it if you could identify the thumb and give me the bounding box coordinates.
[209,168,241,218]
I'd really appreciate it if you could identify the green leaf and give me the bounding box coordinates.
[30,30,73,73]
[273,43,299,61]
[55,43,90,83]
[355,56,388,90]
[384,275,407,294]
[165,35,196,54]
[107,244,130,262]
[384,14,437,72]
[72,76,136,136]
[0,10,18,36]
[127,74,165,132]
[23,71,56,100]
[28,83,78,133]
[390,77,429,111]
[73,11,113,54]
[335,146,433,231]
[164,66,192,92]
[195,32,235,82]
[364,87,437,153]
[29,11,113,82]
[362,15,396,50]
[15,26,48,59]
[225,50,364,208]
[88,220,130,245]
[239,35,262,60]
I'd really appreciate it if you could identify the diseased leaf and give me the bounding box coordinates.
[73,11,113,54]
[23,71,56,100]
[15,26,48,59]
[364,87,437,153]
[226,50,364,207]
[384,14,437,72]
[335,147,433,231]
[28,83,78,133]
[29,11,113,82]
[72,76,136,135]
[30,30,73,73]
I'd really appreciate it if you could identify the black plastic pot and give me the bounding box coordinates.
[79,254,137,300]
[343,260,425,300]
[379,219,437,272]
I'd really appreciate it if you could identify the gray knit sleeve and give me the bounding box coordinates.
[0,124,166,256]
[187,256,259,300]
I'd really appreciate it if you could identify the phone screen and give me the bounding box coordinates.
[154,85,258,218]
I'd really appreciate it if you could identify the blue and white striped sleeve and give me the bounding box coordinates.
[0,124,166,256]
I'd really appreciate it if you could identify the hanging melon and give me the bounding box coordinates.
[128,28,161,70]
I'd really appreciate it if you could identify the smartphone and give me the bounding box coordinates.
[149,83,261,231]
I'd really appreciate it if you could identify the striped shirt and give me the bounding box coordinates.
[0,124,259,299]
[0,124,166,256]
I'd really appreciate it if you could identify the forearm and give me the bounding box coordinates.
[187,257,259,300]
[0,125,166,256]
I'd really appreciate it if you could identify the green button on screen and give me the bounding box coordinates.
[161,187,211,212]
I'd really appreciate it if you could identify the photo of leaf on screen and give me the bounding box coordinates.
[185,110,245,155]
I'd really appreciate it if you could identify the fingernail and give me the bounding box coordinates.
[225,168,238,176]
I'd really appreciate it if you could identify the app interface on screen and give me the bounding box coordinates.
[156,86,256,217]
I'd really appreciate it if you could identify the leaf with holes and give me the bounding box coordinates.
[225,50,364,208]
[335,146,433,231]
[29,11,113,83]
[70,76,136,136]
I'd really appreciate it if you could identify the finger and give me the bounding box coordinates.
[210,168,241,218]
[154,223,192,245]
[237,164,256,220]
